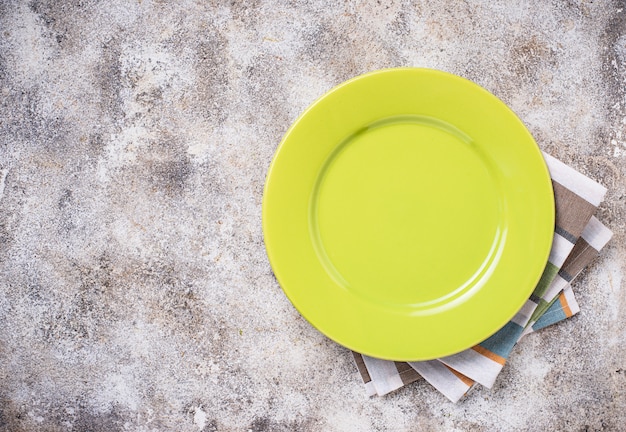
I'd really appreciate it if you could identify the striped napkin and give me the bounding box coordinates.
[353,352,421,397]
[527,285,580,333]
[354,286,583,402]
[525,216,613,327]
[353,153,610,401]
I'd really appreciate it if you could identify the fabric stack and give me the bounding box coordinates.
[352,152,613,402]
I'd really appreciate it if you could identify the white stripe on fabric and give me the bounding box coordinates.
[511,299,537,326]
[439,349,502,389]
[364,381,377,397]
[581,216,614,251]
[549,233,573,266]
[542,152,607,206]
[541,274,569,302]
[361,355,403,396]
[409,360,470,403]
[520,325,534,339]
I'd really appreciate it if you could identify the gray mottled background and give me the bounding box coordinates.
[1,1,625,431]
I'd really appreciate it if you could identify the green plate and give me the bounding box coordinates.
[262,68,554,361]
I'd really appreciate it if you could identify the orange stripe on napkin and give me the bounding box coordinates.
[445,365,475,387]
[559,292,573,317]
[472,345,506,365]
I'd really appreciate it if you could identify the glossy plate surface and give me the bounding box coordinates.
[262,68,554,361]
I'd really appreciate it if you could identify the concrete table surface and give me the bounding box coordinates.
[1,1,625,431]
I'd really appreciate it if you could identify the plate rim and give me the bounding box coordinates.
[262,67,555,361]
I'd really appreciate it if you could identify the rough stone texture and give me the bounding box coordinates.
[0,1,624,431]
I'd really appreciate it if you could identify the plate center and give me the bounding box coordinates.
[311,117,504,309]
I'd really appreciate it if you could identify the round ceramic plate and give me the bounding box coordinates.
[262,68,554,361]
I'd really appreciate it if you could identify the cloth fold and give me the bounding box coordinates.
[352,352,420,397]
[526,216,613,326]
[528,286,580,334]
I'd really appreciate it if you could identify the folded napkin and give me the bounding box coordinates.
[525,216,613,327]
[356,285,583,402]
[408,360,474,402]
[352,352,421,397]
[527,285,580,333]
[353,153,610,401]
